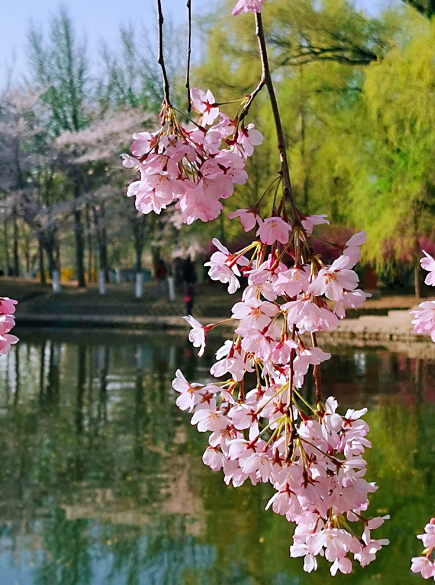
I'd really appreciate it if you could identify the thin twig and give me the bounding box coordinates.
[240,74,266,122]
[186,0,192,112]
[157,0,170,104]
[254,13,300,224]
[311,332,322,401]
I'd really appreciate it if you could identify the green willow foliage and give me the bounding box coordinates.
[195,0,435,271]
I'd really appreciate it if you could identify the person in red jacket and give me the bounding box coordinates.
[155,259,167,294]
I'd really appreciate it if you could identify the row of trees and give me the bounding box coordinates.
[1,0,435,292]
[0,8,190,287]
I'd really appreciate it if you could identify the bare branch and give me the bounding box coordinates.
[254,13,299,223]
[186,0,192,112]
[156,0,170,104]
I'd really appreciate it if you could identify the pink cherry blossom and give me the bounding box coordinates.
[228,208,258,231]
[308,264,359,302]
[0,297,17,315]
[421,250,435,286]
[273,266,310,297]
[0,334,18,355]
[417,519,435,549]
[237,123,263,156]
[184,315,207,356]
[205,238,248,294]
[131,131,156,157]
[411,556,435,579]
[411,519,435,579]
[172,369,203,412]
[0,315,15,336]
[232,298,279,331]
[190,88,220,125]
[203,447,225,471]
[411,301,435,342]
[0,298,18,355]
[341,231,367,269]
[232,0,266,16]
[301,214,329,234]
[257,216,291,245]
[178,186,223,224]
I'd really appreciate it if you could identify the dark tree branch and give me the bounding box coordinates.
[156,0,170,104]
[186,0,192,112]
[272,39,379,67]
[254,13,299,223]
[401,0,435,17]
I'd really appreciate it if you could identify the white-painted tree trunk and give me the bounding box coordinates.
[52,270,61,293]
[168,276,175,301]
[135,272,143,299]
[98,269,106,295]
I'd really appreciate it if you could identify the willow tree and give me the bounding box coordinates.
[345,12,435,296]
[194,0,400,242]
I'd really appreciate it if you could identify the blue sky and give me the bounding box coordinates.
[1,0,389,83]
[0,0,196,81]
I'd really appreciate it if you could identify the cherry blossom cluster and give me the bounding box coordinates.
[173,220,389,574]
[411,519,435,579]
[122,0,389,573]
[122,89,262,225]
[0,297,18,355]
[409,253,435,580]
[411,251,435,340]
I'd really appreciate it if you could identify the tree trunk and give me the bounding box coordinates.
[151,246,161,278]
[135,244,142,273]
[38,236,46,284]
[4,219,10,276]
[413,209,421,299]
[132,214,146,273]
[100,204,109,283]
[56,239,61,277]
[74,182,86,288]
[414,236,421,299]
[44,240,56,279]
[24,234,30,276]
[86,204,93,283]
[12,207,19,277]
[93,204,109,284]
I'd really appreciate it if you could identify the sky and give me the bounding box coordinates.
[0,0,195,82]
[0,0,388,83]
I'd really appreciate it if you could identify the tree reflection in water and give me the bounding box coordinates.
[0,330,433,584]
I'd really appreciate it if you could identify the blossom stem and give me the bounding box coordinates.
[293,388,316,413]
[157,0,171,104]
[300,437,341,465]
[254,383,288,415]
[311,332,322,401]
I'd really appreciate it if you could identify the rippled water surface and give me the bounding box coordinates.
[0,328,434,585]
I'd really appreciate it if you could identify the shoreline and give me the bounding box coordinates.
[15,308,428,344]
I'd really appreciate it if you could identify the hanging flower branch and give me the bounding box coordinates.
[410,254,435,580]
[122,0,390,575]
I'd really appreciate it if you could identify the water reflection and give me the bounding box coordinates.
[0,330,433,584]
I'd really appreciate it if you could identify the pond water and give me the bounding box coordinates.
[0,328,433,585]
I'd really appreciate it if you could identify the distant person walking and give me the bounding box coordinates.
[155,259,167,295]
[182,256,196,315]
